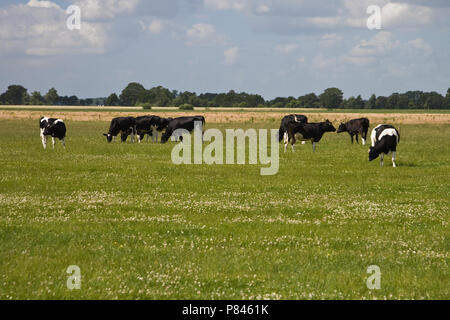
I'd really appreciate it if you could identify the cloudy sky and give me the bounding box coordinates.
[0,0,449,99]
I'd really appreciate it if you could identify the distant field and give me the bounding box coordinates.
[1,105,450,114]
[1,108,450,125]
[0,116,448,299]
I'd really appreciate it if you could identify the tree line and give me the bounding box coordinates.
[1,83,449,109]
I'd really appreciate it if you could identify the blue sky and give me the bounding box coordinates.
[0,0,449,99]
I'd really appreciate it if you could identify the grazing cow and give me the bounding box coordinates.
[369,124,400,167]
[278,114,308,142]
[103,117,136,143]
[284,120,336,152]
[160,116,205,143]
[40,117,66,149]
[337,118,370,145]
[135,116,161,143]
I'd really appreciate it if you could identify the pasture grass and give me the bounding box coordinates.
[0,120,448,299]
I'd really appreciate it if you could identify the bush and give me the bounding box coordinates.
[179,104,194,110]
[142,103,152,110]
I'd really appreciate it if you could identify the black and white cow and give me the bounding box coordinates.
[135,116,161,143]
[40,117,66,149]
[278,114,308,142]
[284,120,336,152]
[369,124,400,167]
[103,117,136,143]
[160,116,205,143]
[336,117,370,145]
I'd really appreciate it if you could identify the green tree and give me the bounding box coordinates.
[119,82,146,106]
[319,88,343,109]
[29,91,45,105]
[0,85,28,105]
[44,88,59,105]
[298,93,319,108]
[444,88,450,109]
[105,93,120,106]
[375,96,388,109]
[423,92,444,109]
[366,94,376,109]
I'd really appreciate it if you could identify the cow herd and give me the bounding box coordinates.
[39,114,400,167]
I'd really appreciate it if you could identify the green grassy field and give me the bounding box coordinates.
[0,119,448,299]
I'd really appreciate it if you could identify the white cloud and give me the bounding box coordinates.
[204,0,246,12]
[73,0,140,20]
[27,0,61,9]
[185,23,229,46]
[349,31,400,57]
[0,2,109,56]
[381,2,433,28]
[319,33,343,48]
[224,46,240,65]
[146,19,166,34]
[275,43,298,54]
[407,38,432,56]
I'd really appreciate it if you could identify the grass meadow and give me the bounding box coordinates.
[0,119,448,299]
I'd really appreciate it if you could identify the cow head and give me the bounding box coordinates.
[43,123,54,136]
[336,123,347,133]
[368,147,379,161]
[323,120,336,132]
[103,133,113,143]
[160,133,170,144]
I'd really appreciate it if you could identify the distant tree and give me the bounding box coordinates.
[44,88,59,105]
[375,96,388,109]
[29,91,45,105]
[105,93,120,106]
[444,88,450,109]
[387,93,400,109]
[319,88,343,109]
[120,82,146,106]
[298,93,319,108]
[423,92,444,109]
[366,94,376,109]
[0,85,28,105]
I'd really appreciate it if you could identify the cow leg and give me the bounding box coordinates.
[283,132,288,152]
[355,134,359,144]
[52,137,55,149]
[380,154,384,167]
[362,137,366,145]
[291,135,296,152]
[41,133,47,149]
[312,141,316,153]
[137,133,142,143]
[392,151,397,168]
[62,138,66,149]
[351,135,354,144]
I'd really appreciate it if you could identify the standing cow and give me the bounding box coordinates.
[285,120,336,152]
[369,124,400,167]
[135,116,161,143]
[278,114,308,142]
[337,118,370,145]
[160,116,205,143]
[103,117,136,143]
[40,117,66,149]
